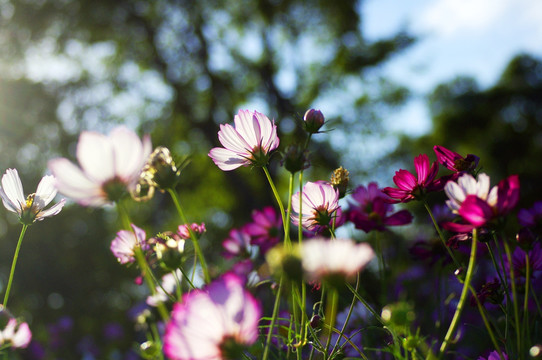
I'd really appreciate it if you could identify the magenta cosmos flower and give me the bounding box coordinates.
[208,110,280,171]
[347,182,412,232]
[110,224,148,264]
[291,181,340,232]
[164,273,261,360]
[444,173,520,231]
[383,154,442,203]
[244,206,282,253]
[434,145,479,173]
[0,168,65,225]
[301,238,374,282]
[48,126,151,206]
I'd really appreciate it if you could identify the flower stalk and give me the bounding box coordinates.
[3,225,28,308]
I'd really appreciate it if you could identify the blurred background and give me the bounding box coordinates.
[1,0,542,358]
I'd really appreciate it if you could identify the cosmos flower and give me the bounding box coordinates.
[347,182,412,232]
[164,273,261,360]
[433,145,479,173]
[0,168,65,225]
[110,224,148,264]
[146,269,182,307]
[222,228,253,259]
[291,181,340,232]
[382,154,442,203]
[301,238,374,283]
[177,223,206,240]
[48,126,152,207]
[208,110,279,171]
[0,318,32,349]
[444,173,519,231]
[518,201,542,228]
[244,206,282,253]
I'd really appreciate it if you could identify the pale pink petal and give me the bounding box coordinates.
[218,123,252,154]
[76,131,115,182]
[234,110,260,147]
[476,173,491,199]
[34,175,58,208]
[48,158,105,205]
[111,127,151,181]
[208,147,249,171]
[11,322,31,348]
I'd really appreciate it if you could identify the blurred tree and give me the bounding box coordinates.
[0,0,414,357]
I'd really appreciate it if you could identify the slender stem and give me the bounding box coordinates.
[345,282,385,325]
[468,285,506,360]
[423,201,460,269]
[522,253,531,353]
[503,239,521,358]
[438,228,478,358]
[3,224,28,308]
[263,166,288,245]
[262,276,284,360]
[323,287,339,360]
[331,274,360,354]
[167,188,210,284]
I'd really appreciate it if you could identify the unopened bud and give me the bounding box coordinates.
[281,145,310,174]
[303,109,325,134]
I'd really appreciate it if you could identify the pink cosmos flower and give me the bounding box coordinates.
[383,154,442,203]
[48,126,152,206]
[222,228,252,259]
[291,181,340,232]
[347,182,412,232]
[444,173,520,231]
[0,168,65,225]
[0,318,32,349]
[301,238,374,282]
[177,223,206,240]
[208,110,280,171]
[110,224,148,264]
[164,273,261,360]
[433,145,479,173]
[244,206,282,253]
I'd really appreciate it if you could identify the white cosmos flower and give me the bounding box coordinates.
[301,238,374,282]
[444,173,497,213]
[0,168,65,225]
[48,126,152,207]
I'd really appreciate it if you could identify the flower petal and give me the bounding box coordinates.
[1,169,25,213]
[76,130,115,182]
[208,147,249,171]
[34,175,58,209]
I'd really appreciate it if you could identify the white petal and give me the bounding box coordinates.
[218,123,252,153]
[476,173,491,199]
[76,130,115,182]
[48,158,105,205]
[111,127,150,181]
[34,175,58,209]
[208,148,249,171]
[0,187,20,214]
[1,169,25,212]
[35,199,65,220]
[234,110,260,148]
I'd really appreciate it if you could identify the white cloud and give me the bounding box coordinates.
[417,0,510,37]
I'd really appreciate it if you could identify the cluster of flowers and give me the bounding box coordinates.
[0,108,540,360]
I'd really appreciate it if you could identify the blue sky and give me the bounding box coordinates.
[363,0,542,136]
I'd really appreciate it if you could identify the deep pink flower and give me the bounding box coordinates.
[244,206,282,253]
[48,126,152,206]
[208,110,279,171]
[382,154,441,203]
[164,273,261,360]
[347,182,412,232]
[433,145,479,173]
[291,181,340,232]
[110,224,147,264]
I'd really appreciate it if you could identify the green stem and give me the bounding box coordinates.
[134,247,169,321]
[438,228,478,358]
[423,201,461,269]
[331,274,360,355]
[262,276,284,360]
[522,253,531,353]
[3,224,28,308]
[167,188,210,284]
[323,287,339,360]
[263,166,288,245]
[345,282,385,325]
[503,239,521,358]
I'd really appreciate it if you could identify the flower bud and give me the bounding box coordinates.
[303,109,325,134]
[281,145,310,174]
[142,147,184,192]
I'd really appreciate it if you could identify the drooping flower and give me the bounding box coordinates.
[382,154,442,203]
[0,317,32,349]
[48,126,152,206]
[146,269,182,307]
[444,173,520,231]
[110,224,148,264]
[433,145,479,173]
[301,238,374,283]
[208,110,280,171]
[347,182,412,232]
[244,206,282,253]
[164,273,261,360]
[291,181,340,232]
[0,168,65,225]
